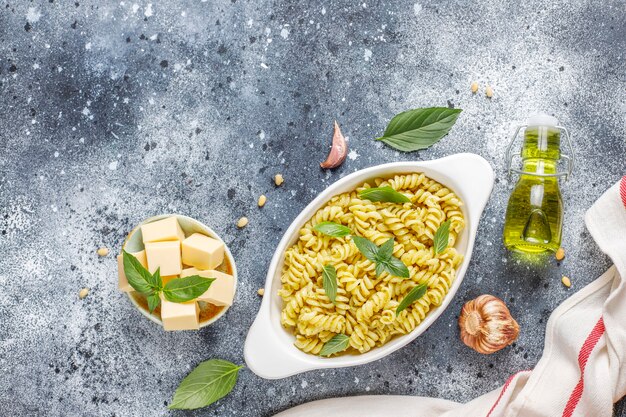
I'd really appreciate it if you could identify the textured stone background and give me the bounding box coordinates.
[0,0,624,416]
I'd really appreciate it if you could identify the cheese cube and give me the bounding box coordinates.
[180,267,203,278]
[145,241,182,276]
[161,275,179,285]
[181,268,234,306]
[181,233,224,270]
[141,217,185,243]
[160,295,199,331]
[117,250,147,292]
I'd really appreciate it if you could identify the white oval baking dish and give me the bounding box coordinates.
[244,153,494,379]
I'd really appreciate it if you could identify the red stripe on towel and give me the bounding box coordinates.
[620,176,626,208]
[561,317,606,417]
[486,371,529,417]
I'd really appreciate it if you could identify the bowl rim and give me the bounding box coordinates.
[244,153,494,379]
[122,213,238,329]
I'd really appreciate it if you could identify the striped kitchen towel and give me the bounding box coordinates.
[277,177,626,417]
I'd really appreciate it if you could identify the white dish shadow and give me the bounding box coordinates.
[244,153,494,379]
[123,214,238,329]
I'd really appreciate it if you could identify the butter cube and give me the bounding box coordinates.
[141,217,185,244]
[181,268,235,306]
[117,250,147,292]
[181,233,224,270]
[145,241,182,276]
[180,267,203,278]
[160,295,199,331]
[162,275,179,285]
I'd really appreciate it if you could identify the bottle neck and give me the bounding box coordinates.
[521,125,561,161]
[521,159,558,176]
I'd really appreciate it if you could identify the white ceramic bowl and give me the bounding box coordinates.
[244,153,494,379]
[122,214,238,328]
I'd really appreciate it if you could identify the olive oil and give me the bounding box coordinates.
[503,117,567,253]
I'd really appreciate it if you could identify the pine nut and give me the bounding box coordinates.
[555,247,565,261]
[561,276,571,288]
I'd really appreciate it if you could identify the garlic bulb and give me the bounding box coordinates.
[458,294,519,354]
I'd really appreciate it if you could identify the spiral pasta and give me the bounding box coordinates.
[279,173,465,355]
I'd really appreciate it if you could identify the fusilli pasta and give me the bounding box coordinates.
[280,173,465,355]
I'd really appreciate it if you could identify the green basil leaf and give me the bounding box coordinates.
[376,107,462,152]
[148,267,163,291]
[375,262,386,277]
[354,236,410,278]
[163,275,215,303]
[433,220,451,255]
[322,264,338,304]
[376,238,395,261]
[396,284,428,316]
[351,236,379,262]
[123,250,155,294]
[319,334,350,357]
[169,359,243,410]
[313,221,352,237]
[379,256,410,278]
[359,187,411,204]
[146,291,161,313]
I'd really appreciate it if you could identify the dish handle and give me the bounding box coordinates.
[440,153,495,223]
[244,308,312,379]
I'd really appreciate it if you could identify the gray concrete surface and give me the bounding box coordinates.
[0,0,624,416]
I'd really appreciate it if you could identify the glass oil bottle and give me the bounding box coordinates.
[503,114,574,254]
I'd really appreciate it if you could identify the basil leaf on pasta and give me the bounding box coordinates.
[376,238,395,260]
[355,237,410,278]
[375,262,386,277]
[433,220,451,255]
[313,221,352,238]
[379,256,410,278]
[351,236,379,262]
[319,334,350,357]
[322,264,338,304]
[396,284,428,316]
[359,186,411,204]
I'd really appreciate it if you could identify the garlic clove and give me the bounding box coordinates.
[458,294,519,354]
[320,121,348,169]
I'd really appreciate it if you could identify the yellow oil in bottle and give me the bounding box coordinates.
[503,119,565,254]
